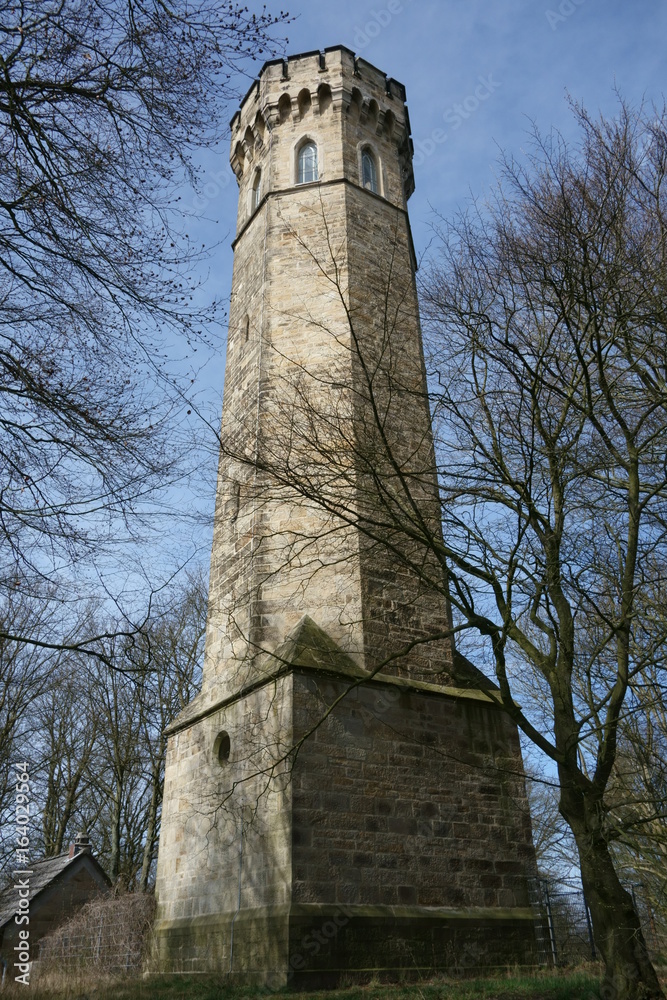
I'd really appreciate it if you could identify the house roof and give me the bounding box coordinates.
[0,850,110,931]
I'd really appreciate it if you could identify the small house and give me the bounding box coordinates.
[0,834,110,981]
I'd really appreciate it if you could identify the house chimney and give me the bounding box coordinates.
[68,831,91,858]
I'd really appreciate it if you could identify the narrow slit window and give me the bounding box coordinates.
[252,169,262,210]
[362,149,378,193]
[231,483,241,521]
[298,141,318,184]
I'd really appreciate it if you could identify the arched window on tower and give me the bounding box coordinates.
[252,168,262,210]
[297,141,318,184]
[362,148,378,193]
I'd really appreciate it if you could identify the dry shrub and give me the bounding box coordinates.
[36,892,156,985]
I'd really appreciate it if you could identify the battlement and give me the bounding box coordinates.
[228,45,414,233]
[231,45,408,129]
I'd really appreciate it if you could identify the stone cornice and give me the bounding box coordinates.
[165,653,503,737]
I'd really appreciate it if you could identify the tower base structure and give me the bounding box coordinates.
[153,619,541,986]
[155,905,539,989]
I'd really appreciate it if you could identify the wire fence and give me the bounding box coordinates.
[530,877,667,968]
[37,893,155,978]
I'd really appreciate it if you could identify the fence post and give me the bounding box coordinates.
[543,879,558,967]
[582,891,597,960]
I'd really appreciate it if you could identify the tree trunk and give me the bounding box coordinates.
[560,784,664,1000]
[139,758,162,892]
[109,774,123,883]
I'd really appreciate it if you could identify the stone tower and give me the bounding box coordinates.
[154,47,540,986]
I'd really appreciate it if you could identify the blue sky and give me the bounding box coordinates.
[290,0,667,240]
[192,0,667,304]
[173,0,666,571]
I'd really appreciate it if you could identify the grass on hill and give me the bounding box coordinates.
[9,968,604,1000]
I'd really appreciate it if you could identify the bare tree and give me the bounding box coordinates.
[419,99,667,999]
[39,668,99,857]
[0,571,206,888]
[0,0,289,648]
[79,572,206,887]
[607,666,667,919]
[135,572,206,890]
[525,773,580,884]
[0,591,61,872]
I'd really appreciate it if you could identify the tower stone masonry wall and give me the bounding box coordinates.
[291,674,535,911]
[153,46,542,985]
[204,45,458,699]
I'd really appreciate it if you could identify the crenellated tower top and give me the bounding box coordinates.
[229,45,415,236]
